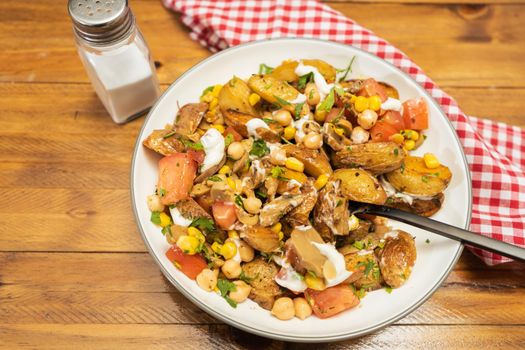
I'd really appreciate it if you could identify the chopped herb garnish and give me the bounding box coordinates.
[307,270,317,279]
[336,199,343,207]
[400,163,406,174]
[363,260,375,277]
[271,166,288,181]
[249,139,270,157]
[385,286,393,294]
[273,95,291,107]
[317,89,335,112]
[224,133,234,148]
[297,72,314,90]
[354,287,367,299]
[162,131,177,139]
[239,271,257,284]
[207,175,222,182]
[260,252,274,263]
[421,175,429,183]
[393,148,399,156]
[161,225,171,235]
[234,194,245,209]
[255,189,268,199]
[150,211,161,225]
[262,117,276,124]
[157,188,166,197]
[200,85,214,97]
[294,102,304,120]
[352,240,365,250]
[190,217,215,232]
[425,238,431,244]
[217,279,237,308]
[338,56,356,83]
[180,138,204,151]
[259,63,274,74]
[334,86,345,97]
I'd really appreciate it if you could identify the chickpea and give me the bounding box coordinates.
[147,194,164,212]
[293,297,312,320]
[273,109,293,127]
[305,83,321,106]
[227,142,245,160]
[221,259,242,279]
[238,240,255,262]
[166,225,187,244]
[196,268,217,292]
[351,126,370,144]
[357,109,378,130]
[271,297,295,320]
[244,196,262,214]
[302,133,323,150]
[270,147,287,166]
[229,280,252,303]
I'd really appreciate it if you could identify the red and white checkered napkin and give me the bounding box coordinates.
[162,0,525,265]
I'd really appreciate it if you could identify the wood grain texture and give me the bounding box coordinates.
[1,0,524,348]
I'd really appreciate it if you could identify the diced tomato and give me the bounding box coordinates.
[381,110,405,131]
[223,126,243,142]
[187,149,205,165]
[212,201,237,229]
[325,108,343,123]
[357,78,388,102]
[305,285,360,319]
[370,120,399,142]
[402,98,429,130]
[157,153,197,205]
[165,245,207,280]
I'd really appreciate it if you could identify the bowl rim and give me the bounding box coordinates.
[130,37,472,343]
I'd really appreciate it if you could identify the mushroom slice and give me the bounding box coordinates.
[142,129,185,156]
[240,224,280,253]
[377,230,416,288]
[259,194,305,227]
[173,103,208,136]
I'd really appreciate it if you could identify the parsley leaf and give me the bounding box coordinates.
[294,102,304,120]
[297,72,314,90]
[421,175,429,183]
[224,133,234,148]
[262,118,276,124]
[273,95,291,107]
[393,148,399,156]
[234,194,245,209]
[385,286,393,294]
[207,175,222,182]
[161,225,171,235]
[317,89,335,112]
[217,279,238,308]
[180,138,204,151]
[157,188,166,197]
[271,166,288,181]
[249,139,270,157]
[150,211,161,225]
[255,189,267,199]
[425,238,431,244]
[352,240,365,250]
[239,271,256,284]
[363,260,375,277]
[259,63,274,74]
[190,217,215,232]
[162,131,177,139]
[338,56,356,83]
[200,85,214,97]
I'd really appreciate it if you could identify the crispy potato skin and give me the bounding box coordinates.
[386,156,452,196]
[378,230,416,288]
[283,181,318,226]
[247,74,300,112]
[240,225,280,253]
[242,258,282,310]
[270,59,336,83]
[218,77,258,116]
[281,144,333,178]
[332,169,387,205]
[332,142,405,175]
[378,82,399,99]
[386,193,444,217]
[142,129,185,156]
[223,109,254,138]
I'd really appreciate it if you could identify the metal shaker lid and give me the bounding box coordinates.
[68,0,134,45]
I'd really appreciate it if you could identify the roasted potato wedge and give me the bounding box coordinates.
[332,142,405,174]
[270,59,337,83]
[259,194,304,227]
[378,230,416,288]
[385,156,452,196]
[247,74,301,112]
[378,82,399,99]
[218,76,258,115]
[332,169,387,205]
[242,258,283,310]
[240,224,280,253]
[281,144,333,178]
[386,193,444,217]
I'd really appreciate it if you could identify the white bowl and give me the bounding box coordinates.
[131,38,472,342]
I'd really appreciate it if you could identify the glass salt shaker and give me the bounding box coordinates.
[68,0,160,124]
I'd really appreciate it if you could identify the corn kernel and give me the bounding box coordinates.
[305,273,326,291]
[278,231,284,241]
[248,93,261,106]
[314,174,329,190]
[187,227,205,243]
[159,212,171,227]
[334,127,345,136]
[201,92,214,103]
[350,94,357,103]
[271,223,282,234]
[218,165,231,175]
[211,84,222,97]
[285,157,304,173]
[348,215,360,231]
[227,177,236,190]
[368,95,382,111]
[314,109,327,123]
[404,139,416,151]
[211,242,222,254]
[283,126,296,140]
[176,235,200,255]
[390,133,404,145]
[410,130,419,141]
[423,153,440,169]
[211,124,225,133]
[354,96,369,113]
[209,98,218,111]
[228,230,239,239]
[220,241,238,260]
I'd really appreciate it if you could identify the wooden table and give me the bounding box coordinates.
[1,0,524,348]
